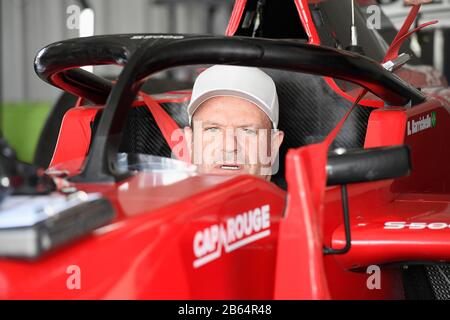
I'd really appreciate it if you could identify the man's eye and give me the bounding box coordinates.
[240,128,257,135]
[204,127,220,133]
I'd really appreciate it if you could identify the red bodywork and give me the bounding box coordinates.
[0,0,449,299]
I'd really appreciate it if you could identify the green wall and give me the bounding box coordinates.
[1,102,51,163]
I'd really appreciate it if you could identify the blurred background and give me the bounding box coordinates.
[0,0,449,164]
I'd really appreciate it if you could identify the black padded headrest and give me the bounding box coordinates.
[264,70,373,188]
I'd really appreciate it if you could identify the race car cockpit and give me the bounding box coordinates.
[34,35,422,188]
[86,68,375,189]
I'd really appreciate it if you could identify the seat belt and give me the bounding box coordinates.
[139,92,190,163]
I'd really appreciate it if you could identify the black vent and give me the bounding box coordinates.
[403,264,450,300]
[426,265,450,300]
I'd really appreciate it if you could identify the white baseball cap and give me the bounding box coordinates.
[187,65,279,129]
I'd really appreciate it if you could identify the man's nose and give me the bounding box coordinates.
[223,128,238,153]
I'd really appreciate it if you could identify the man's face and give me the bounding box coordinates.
[184,96,284,180]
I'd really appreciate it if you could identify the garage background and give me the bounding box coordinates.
[0,0,448,164]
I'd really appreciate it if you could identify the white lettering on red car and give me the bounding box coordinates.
[193,204,271,268]
[384,221,450,230]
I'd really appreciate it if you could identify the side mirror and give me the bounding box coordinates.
[326,145,411,186]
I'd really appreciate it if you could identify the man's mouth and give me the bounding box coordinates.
[211,162,245,172]
[220,164,241,171]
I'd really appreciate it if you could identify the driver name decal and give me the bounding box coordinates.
[193,204,271,268]
[406,111,437,136]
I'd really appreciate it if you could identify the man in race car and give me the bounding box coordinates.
[184,65,284,181]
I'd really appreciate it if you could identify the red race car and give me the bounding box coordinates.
[0,0,449,300]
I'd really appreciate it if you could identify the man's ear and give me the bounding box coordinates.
[271,129,284,158]
[263,129,284,179]
[184,126,194,162]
